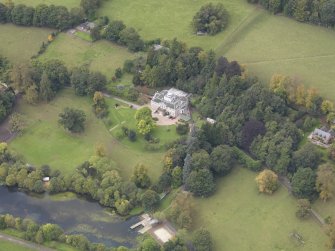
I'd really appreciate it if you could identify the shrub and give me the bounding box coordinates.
[128,130,137,141]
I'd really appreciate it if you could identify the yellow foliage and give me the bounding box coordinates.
[95,143,107,157]
[321,100,334,115]
[48,34,54,42]
[255,169,278,194]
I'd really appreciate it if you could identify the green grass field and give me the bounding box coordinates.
[194,168,328,251]
[39,33,138,80]
[220,11,335,100]
[0,24,52,63]
[0,240,35,251]
[98,0,255,50]
[10,0,80,8]
[9,89,166,180]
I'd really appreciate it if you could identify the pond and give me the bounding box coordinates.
[0,186,139,248]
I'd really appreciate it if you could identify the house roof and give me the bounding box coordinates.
[313,128,332,141]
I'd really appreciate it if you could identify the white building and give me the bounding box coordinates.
[151,88,190,120]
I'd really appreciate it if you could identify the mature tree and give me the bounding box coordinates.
[92,91,108,118]
[291,168,317,199]
[135,107,155,135]
[316,164,335,201]
[39,71,54,101]
[215,57,241,79]
[58,107,86,133]
[8,112,26,134]
[193,228,213,251]
[131,164,151,188]
[139,238,161,251]
[320,0,335,27]
[190,150,210,171]
[141,189,160,212]
[24,84,39,104]
[103,20,126,42]
[40,223,63,241]
[172,166,183,188]
[321,100,334,114]
[296,199,311,219]
[192,3,229,35]
[291,143,322,172]
[255,169,279,194]
[186,169,215,197]
[119,27,144,52]
[168,193,194,230]
[241,119,266,150]
[210,145,235,175]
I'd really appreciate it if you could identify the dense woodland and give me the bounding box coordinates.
[248,0,335,27]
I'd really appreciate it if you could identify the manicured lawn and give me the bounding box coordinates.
[98,0,255,50]
[106,99,180,153]
[75,31,93,42]
[9,89,165,180]
[0,24,52,63]
[10,0,80,8]
[0,240,35,251]
[220,10,335,100]
[194,167,328,251]
[39,33,139,79]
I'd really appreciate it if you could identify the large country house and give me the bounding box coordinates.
[151,88,191,121]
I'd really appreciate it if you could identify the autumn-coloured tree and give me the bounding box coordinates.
[92,91,108,118]
[269,74,292,102]
[95,143,106,157]
[316,164,335,202]
[321,100,334,115]
[255,169,279,194]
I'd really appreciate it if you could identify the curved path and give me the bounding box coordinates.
[0,232,55,251]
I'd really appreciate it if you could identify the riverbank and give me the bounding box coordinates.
[0,186,139,248]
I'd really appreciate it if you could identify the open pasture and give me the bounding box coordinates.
[98,0,255,50]
[0,24,52,64]
[194,168,328,251]
[219,11,335,100]
[39,33,138,80]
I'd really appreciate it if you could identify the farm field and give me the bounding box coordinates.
[220,11,335,100]
[39,33,138,80]
[194,167,328,251]
[9,89,165,180]
[0,24,52,63]
[98,0,255,50]
[10,0,80,8]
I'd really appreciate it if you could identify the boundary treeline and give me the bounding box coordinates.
[248,0,335,27]
[0,0,103,30]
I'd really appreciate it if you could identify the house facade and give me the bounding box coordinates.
[151,88,190,120]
